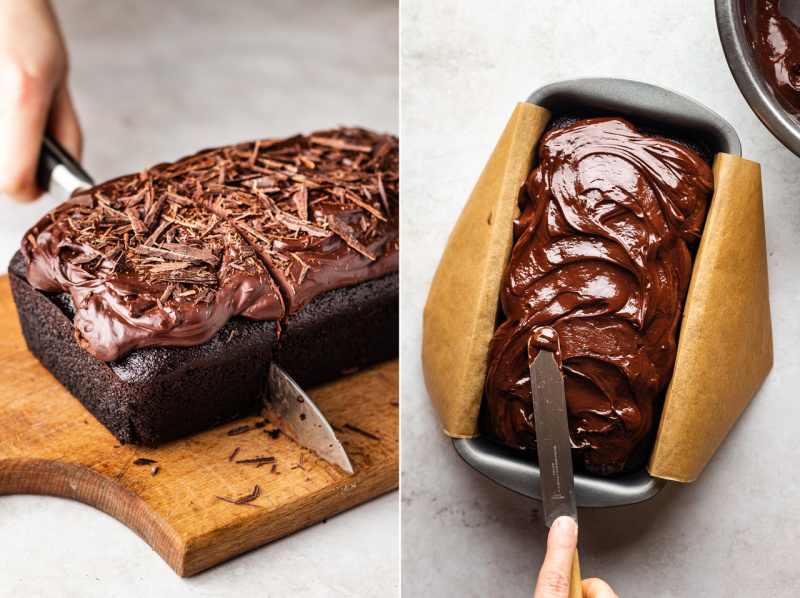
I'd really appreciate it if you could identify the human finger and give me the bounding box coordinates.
[0,68,54,201]
[582,577,618,598]
[47,81,82,161]
[534,516,579,598]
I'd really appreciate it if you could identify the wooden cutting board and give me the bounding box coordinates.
[0,275,398,576]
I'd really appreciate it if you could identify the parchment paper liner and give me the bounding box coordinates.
[422,102,773,483]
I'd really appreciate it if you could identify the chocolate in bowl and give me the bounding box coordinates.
[716,0,800,156]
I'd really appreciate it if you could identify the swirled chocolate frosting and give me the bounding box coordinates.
[484,118,713,475]
[747,0,800,110]
[22,128,398,362]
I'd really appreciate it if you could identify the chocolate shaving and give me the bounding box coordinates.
[151,269,217,284]
[144,219,171,247]
[377,175,390,214]
[236,222,273,247]
[160,243,220,266]
[227,424,251,436]
[125,208,148,236]
[235,456,276,465]
[216,485,262,507]
[277,213,329,237]
[326,215,376,260]
[228,447,240,462]
[234,484,260,503]
[310,136,373,152]
[143,192,168,231]
[150,465,159,476]
[68,193,94,207]
[70,251,101,265]
[198,215,219,237]
[295,182,308,221]
[298,264,310,284]
[344,423,379,440]
[251,176,276,189]
[346,190,386,221]
[136,244,200,265]
[254,189,283,215]
[248,140,260,166]
[149,262,191,273]
[164,191,193,206]
[104,246,123,261]
[133,458,157,465]
[160,283,176,303]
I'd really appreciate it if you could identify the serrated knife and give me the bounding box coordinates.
[529,329,582,598]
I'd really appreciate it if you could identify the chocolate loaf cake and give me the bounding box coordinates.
[483,117,714,476]
[10,128,398,445]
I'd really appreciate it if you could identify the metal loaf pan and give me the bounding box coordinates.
[454,77,741,508]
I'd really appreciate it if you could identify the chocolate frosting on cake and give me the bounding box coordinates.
[747,0,800,110]
[22,128,399,361]
[484,118,713,475]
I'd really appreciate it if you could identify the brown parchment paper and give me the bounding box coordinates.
[422,105,773,482]
[648,154,773,482]
[421,102,550,438]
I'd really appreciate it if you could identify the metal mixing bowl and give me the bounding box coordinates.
[716,0,800,156]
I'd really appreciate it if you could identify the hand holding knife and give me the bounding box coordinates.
[529,327,582,598]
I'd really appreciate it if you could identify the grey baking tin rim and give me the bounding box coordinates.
[453,77,741,508]
[715,0,800,157]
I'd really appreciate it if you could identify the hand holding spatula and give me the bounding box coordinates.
[529,327,616,598]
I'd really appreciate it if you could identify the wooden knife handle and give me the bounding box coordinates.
[569,548,583,598]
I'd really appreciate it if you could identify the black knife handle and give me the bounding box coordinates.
[35,133,94,195]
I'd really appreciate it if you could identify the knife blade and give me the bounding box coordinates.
[529,335,577,525]
[265,362,354,475]
[529,328,582,598]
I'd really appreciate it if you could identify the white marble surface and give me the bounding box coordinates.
[401,1,800,596]
[0,1,398,595]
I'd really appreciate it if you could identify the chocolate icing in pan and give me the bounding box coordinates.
[484,118,713,475]
[747,0,800,110]
[22,128,399,362]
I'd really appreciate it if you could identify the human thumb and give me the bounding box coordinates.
[534,516,578,598]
